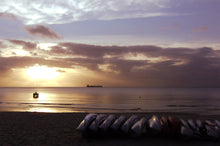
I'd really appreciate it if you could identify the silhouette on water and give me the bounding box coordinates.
[33,92,39,98]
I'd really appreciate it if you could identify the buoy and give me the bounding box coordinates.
[33,92,39,98]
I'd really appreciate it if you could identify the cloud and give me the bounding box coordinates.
[0,41,7,56]
[56,69,66,73]
[0,12,17,20]
[6,39,37,50]
[0,0,178,24]
[49,42,162,58]
[25,25,62,39]
[0,41,6,48]
[1,41,220,87]
[39,42,220,87]
[193,26,209,32]
[0,56,71,76]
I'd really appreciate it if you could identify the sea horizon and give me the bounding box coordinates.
[1,86,220,88]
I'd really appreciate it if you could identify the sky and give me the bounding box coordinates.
[0,0,220,87]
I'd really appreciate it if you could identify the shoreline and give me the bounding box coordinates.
[1,111,220,120]
[0,111,219,145]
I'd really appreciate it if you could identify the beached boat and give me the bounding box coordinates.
[77,113,220,140]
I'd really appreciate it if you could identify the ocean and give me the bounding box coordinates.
[0,87,220,115]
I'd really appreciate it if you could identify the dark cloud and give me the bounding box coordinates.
[1,42,220,87]
[54,43,115,58]
[0,56,71,76]
[6,39,37,50]
[47,43,220,87]
[50,42,162,58]
[25,25,62,39]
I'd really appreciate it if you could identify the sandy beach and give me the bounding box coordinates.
[0,112,220,145]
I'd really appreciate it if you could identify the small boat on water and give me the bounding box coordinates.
[33,92,39,98]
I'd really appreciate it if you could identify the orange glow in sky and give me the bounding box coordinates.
[26,64,60,80]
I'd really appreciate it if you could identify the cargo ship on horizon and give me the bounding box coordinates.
[86,85,103,87]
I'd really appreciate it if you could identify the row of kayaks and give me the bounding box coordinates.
[77,113,220,140]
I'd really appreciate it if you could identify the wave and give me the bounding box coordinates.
[167,104,199,108]
[32,104,143,111]
[64,107,143,111]
[0,101,143,112]
[20,102,80,106]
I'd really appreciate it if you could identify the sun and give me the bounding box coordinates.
[26,64,60,80]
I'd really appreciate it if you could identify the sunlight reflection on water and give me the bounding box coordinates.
[0,87,220,115]
[29,107,55,113]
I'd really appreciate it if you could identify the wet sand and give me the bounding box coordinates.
[0,112,219,145]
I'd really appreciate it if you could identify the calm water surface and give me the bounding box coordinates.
[0,87,220,115]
